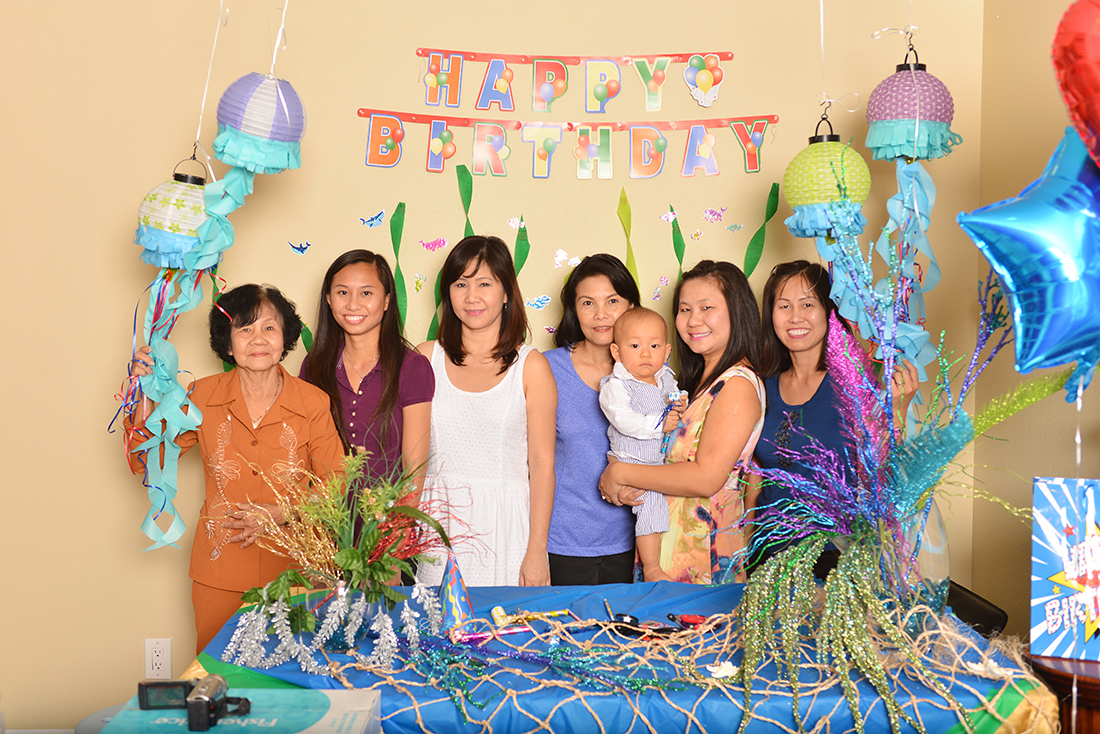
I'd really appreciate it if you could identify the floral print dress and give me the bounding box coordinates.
[658,363,765,584]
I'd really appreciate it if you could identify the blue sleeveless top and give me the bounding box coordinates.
[545,347,635,557]
[755,372,847,508]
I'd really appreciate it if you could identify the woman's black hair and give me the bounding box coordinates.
[553,254,641,349]
[209,284,302,365]
[759,260,850,378]
[438,235,528,374]
[301,250,411,453]
[672,260,761,398]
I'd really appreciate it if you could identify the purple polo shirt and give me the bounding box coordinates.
[300,348,434,481]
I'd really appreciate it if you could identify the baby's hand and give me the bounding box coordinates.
[663,391,688,432]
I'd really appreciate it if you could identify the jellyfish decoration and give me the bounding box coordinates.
[861,54,962,381]
[781,122,935,384]
[782,126,872,333]
[186,73,307,273]
[136,172,209,268]
[782,127,871,240]
[126,73,307,549]
[213,72,306,175]
[128,170,211,550]
[865,59,961,162]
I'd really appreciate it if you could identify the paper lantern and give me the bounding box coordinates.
[213,72,307,174]
[865,59,962,161]
[782,127,871,239]
[134,172,209,268]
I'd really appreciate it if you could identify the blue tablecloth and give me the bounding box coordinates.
[199,582,1051,733]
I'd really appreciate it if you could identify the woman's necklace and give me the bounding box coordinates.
[344,350,379,391]
[250,373,283,428]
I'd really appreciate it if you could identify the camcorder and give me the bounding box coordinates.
[138,674,251,730]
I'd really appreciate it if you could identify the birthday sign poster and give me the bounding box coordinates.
[1031,476,1100,660]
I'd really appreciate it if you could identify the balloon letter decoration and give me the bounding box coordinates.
[629,125,664,179]
[366,114,403,168]
[472,123,508,176]
[585,59,621,114]
[475,58,515,111]
[424,52,463,107]
[521,124,563,179]
[633,57,671,112]
[532,59,568,113]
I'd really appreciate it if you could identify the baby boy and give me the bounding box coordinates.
[598,307,684,582]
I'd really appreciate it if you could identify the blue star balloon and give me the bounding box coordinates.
[958,127,1100,400]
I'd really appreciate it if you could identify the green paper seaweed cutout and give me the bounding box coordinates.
[616,189,640,292]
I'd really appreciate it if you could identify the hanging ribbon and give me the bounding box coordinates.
[616,189,640,290]
[873,158,940,324]
[133,166,253,547]
[514,216,530,275]
[669,205,686,281]
[744,182,779,277]
[390,202,408,324]
[134,269,206,550]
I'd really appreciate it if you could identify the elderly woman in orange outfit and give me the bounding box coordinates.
[129,284,343,653]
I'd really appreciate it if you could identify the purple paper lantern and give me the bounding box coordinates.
[865,61,962,161]
[213,72,307,174]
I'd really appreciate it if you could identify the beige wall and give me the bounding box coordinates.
[5,0,1071,727]
[972,0,1100,642]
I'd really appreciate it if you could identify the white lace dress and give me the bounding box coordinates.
[416,342,533,587]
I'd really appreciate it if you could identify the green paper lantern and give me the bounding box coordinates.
[783,137,871,208]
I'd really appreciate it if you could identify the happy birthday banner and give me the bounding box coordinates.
[359,47,780,180]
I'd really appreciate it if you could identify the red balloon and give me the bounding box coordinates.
[606,79,620,98]
[537,148,549,161]
[710,67,723,85]
[429,62,440,75]
[1054,0,1100,166]
[577,134,590,148]
[501,68,514,83]
[441,141,456,159]
[391,127,405,144]
[654,69,666,84]
[552,77,568,96]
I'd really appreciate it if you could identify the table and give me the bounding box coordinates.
[1031,655,1100,732]
[194,582,1057,733]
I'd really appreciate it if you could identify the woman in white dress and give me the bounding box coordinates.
[415,235,557,587]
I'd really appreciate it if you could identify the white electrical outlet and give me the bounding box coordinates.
[145,637,172,680]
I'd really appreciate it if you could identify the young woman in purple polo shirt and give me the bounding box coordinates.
[300,250,433,490]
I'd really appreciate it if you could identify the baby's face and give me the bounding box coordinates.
[611,315,672,383]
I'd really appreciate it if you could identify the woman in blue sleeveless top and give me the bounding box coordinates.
[545,255,641,585]
[746,261,918,577]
